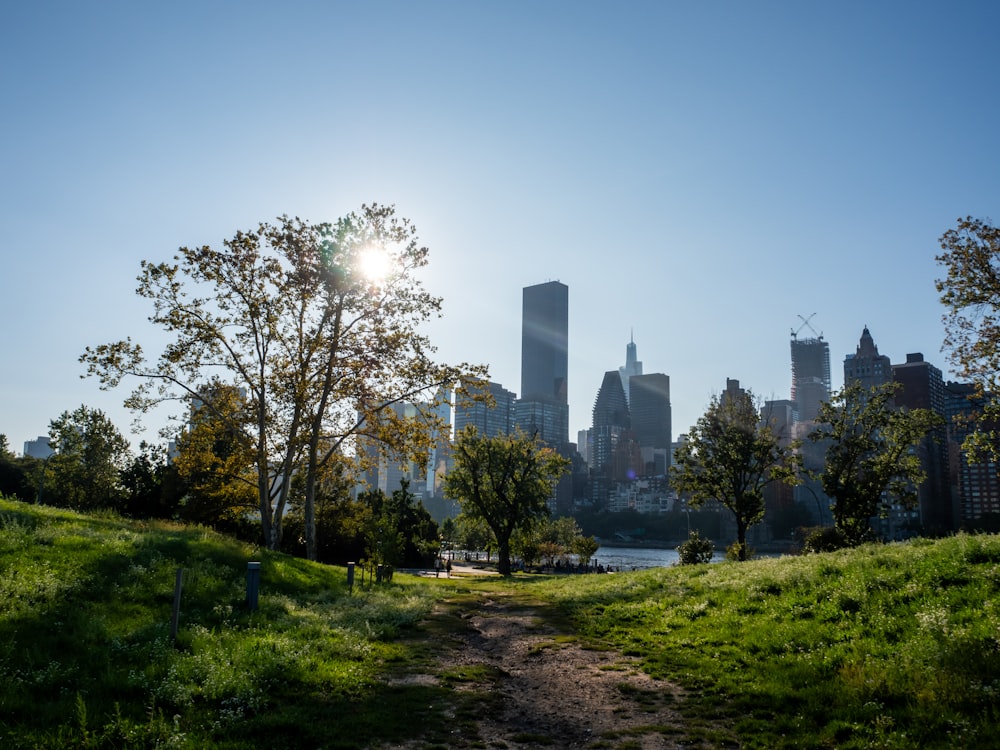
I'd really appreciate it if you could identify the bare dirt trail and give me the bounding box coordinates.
[380,588,696,749]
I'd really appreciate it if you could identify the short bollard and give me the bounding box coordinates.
[170,568,184,644]
[347,562,355,595]
[246,561,261,611]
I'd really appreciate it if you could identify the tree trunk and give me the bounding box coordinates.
[497,537,512,576]
[736,519,748,561]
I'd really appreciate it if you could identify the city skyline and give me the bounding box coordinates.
[3,3,999,454]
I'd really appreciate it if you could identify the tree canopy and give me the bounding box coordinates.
[671,389,797,561]
[444,427,569,576]
[808,381,944,546]
[46,405,131,510]
[936,216,1000,460]
[82,205,483,554]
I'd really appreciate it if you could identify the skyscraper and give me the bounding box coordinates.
[790,320,832,524]
[893,353,949,534]
[618,332,643,404]
[591,370,630,478]
[629,373,671,475]
[790,328,831,423]
[844,326,891,392]
[518,281,569,445]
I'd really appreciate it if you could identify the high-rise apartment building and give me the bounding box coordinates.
[893,353,949,534]
[591,371,630,478]
[517,281,569,446]
[454,380,516,439]
[23,436,53,459]
[944,381,1000,529]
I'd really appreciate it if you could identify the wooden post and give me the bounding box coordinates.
[170,568,183,644]
[246,561,261,611]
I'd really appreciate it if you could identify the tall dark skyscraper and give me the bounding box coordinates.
[518,281,569,445]
[629,373,671,475]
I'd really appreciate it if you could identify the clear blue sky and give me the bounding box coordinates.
[3,1,999,454]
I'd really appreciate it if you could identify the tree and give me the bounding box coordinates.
[936,216,1000,460]
[46,406,132,510]
[808,381,944,546]
[120,441,183,519]
[671,390,797,561]
[172,384,258,528]
[364,480,440,567]
[453,513,495,560]
[0,436,35,502]
[445,426,569,576]
[81,205,483,554]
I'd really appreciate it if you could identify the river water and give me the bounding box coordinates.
[594,545,726,571]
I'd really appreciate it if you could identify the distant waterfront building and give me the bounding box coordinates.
[454,380,517,438]
[517,281,569,446]
[618,333,643,405]
[892,353,949,535]
[591,371,630,476]
[844,326,892,392]
[358,398,444,500]
[944,381,1000,529]
[762,399,800,540]
[762,399,797,442]
[425,385,453,499]
[23,436,54,459]
[629,373,671,475]
[722,377,746,406]
[577,429,591,468]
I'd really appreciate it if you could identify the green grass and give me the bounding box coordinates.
[2,496,999,749]
[0,498,470,749]
[534,535,1000,748]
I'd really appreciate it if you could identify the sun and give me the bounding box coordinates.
[357,245,392,285]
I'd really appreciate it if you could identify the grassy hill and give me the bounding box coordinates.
[1,497,999,748]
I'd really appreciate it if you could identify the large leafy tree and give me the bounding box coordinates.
[936,216,1000,459]
[172,383,258,528]
[671,390,797,561]
[82,205,482,554]
[46,405,132,510]
[808,381,944,546]
[445,427,569,576]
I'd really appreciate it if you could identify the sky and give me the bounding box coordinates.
[3,1,1000,455]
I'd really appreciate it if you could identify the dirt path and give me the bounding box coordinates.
[380,590,694,749]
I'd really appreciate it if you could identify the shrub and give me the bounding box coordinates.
[801,525,848,553]
[726,540,754,561]
[677,531,715,565]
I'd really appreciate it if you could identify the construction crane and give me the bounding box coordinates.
[791,313,822,340]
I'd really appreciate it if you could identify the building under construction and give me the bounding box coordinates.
[790,315,831,423]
